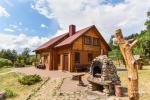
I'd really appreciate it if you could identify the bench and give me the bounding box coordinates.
[72,73,85,86]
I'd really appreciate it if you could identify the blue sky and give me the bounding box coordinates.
[0,0,59,37]
[0,0,149,52]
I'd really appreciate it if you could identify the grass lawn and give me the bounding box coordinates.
[0,72,44,100]
[0,67,11,73]
[118,65,150,100]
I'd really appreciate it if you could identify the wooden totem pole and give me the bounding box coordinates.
[115,29,139,100]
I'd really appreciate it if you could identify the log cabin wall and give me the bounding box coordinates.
[71,28,108,71]
[54,45,72,71]
[36,26,109,72]
[38,49,52,70]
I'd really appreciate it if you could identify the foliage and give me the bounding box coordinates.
[0,58,13,67]
[109,11,150,60]
[0,48,38,67]
[21,48,31,65]
[14,62,25,67]
[108,49,123,60]
[5,88,17,98]
[18,74,42,85]
[133,12,150,58]
[0,49,17,64]
[108,35,124,61]
[29,55,38,64]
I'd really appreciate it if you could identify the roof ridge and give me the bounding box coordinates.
[34,25,96,51]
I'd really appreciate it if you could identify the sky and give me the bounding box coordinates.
[0,0,150,53]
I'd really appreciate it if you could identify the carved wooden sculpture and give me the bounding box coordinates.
[115,29,139,100]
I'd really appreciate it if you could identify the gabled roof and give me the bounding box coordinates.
[35,25,111,51]
[55,25,93,47]
[35,33,68,51]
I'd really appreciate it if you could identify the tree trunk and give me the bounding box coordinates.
[115,29,139,100]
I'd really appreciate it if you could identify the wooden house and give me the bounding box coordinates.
[34,25,111,72]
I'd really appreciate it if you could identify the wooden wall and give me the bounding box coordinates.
[37,27,109,72]
[71,28,107,71]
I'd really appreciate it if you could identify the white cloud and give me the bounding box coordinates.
[41,24,48,28]
[0,6,10,17]
[33,0,150,41]
[4,28,15,32]
[0,33,49,52]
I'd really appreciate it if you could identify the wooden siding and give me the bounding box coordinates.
[37,27,109,72]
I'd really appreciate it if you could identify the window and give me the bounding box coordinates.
[93,38,99,46]
[84,36,92,45]
[44,55,48,63]
[75,52,80,63]
[88,53,93,62]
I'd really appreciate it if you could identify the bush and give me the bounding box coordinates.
[0,58,13,67]
[14,62,25,67]
[18,74,42,85]
[5,88,17,98]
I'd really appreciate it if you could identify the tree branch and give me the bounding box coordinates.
[130,39,138,48]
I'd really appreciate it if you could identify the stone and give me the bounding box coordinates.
[0,92,5,100]
[87,55,121,96]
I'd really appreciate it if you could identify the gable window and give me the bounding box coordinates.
[75,52,80,63]
[84,36,92,45]
[88,53,93,62]
[44,55,48,63]
[93,38,99,46]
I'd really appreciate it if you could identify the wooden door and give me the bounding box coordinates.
[63,54,68,71]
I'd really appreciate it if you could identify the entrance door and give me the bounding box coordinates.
[63,53,68,71]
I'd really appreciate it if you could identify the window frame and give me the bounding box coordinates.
[74,52,80,63]
[84,36,92,45]
[93,37,99,46]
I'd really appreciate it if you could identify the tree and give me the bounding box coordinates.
[0,49,17,64]
[21,48,31,64]
[133,11,150,58]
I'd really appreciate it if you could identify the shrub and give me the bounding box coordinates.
[18,74,42,85]
[0,58,13,67]
[14,62,25,67]
[5,88,17,98]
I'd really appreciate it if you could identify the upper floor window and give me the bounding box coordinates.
[88,53,93,62]
[93,38,99,46]
[75,52,80,63]
[84,36,92,45]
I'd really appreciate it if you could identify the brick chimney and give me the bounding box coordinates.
[69,24,76,36]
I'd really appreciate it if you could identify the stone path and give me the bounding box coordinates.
[29,78,64,100]
[28,76,128,100]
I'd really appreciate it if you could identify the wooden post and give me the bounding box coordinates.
[115,29,139,100]
[115,85,123,97]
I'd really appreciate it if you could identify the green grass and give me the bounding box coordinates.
[0,72,43,100]
[0,67,11,73]
[118,65,150,100]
